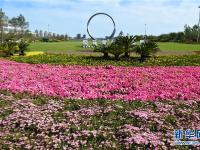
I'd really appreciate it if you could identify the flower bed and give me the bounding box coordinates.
[0,50,7,57]
[0,93,199,149]
[0,59,200,101]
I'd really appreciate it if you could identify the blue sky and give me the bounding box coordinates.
[0,0,200,37]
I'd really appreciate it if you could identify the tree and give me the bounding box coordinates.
[52,33,56,39]
[184,24,198,42]
[0,9,8,43]
[169,32,177,41]
[9,17,18,33]
[65,34,68,40]
[119,31,124,37]
[158,34,170,42]
[17,14,29,33]
[176,32,184,42]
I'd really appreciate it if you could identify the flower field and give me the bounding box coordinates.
[0,59,200,101]
[0,59,200,149]
[0,93,200,149]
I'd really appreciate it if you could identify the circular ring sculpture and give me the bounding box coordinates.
[87,13,116,40]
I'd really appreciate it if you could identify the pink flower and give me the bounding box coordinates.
[0,60,200,101]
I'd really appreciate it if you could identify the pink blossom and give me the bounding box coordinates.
[0,60,200,101]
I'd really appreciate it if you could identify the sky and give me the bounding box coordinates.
[0,0,200,37]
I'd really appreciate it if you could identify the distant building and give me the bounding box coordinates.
[39,30,43,38]
[65,34,69,40]
[76,34,81,39]
[44,31,48,38]
[82,34,86,39]
[3,25,21,33]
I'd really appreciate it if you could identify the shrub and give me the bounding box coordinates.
[18,40,29,56]
[41,38,49,42]
[95,41,125,60]
[115,35,136,58]
[107,42,125,60]
[134,41,160,62]
[95,35,136,60]
[2,41,19,56]
[94,43,110,59]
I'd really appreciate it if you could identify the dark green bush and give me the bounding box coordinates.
[115,35,136,58]
[134,41,160,61]
[41,38,49,42]
[18,40,29,56]
[1,41,19,56]
[95,36,136,60]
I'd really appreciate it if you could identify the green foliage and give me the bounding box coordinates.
[9,17,18,32]
[9,14,29,32]
[95,36,136,60]
[1,40,18,56]
[0,43,6,50]
[94,41,111,59]
[146,24,197,43]
[42,38,49,42]
[32,97,48,106]
[0,109,13,120]
[0,40,29,56]
[9,54,200,66]
[0,9,7,43]
[18,40,29,55]
[106,42,125,60]
[115,35,136,57]
[7,41,18,51]
[17,14,29,31]
[0,99,11,108]
[184,24,198,43]
[134,41,160,61]
[165,115,177,126]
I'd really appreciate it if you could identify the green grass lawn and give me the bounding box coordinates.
[29,40,92,52]
[158,42,200,51]
[28,41,200,56]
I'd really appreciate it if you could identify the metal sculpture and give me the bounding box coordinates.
[87,13,116,40]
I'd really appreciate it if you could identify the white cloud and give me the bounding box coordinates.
[2,0,200,36]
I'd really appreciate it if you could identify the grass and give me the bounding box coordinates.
[158,42,200,51]
[29,40,92,52]
[9,54,200,66]
[27,41,200,56]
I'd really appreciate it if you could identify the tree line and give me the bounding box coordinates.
[1,8,199,43]
[0,8,30,42]
[0,8,70,43]
[147,24,199,43]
